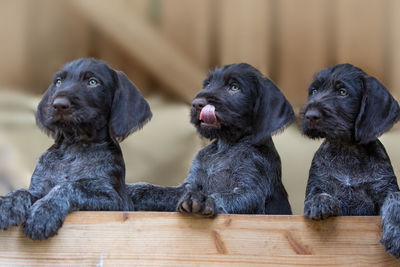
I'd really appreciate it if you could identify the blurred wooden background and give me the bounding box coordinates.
[0,0,399,106]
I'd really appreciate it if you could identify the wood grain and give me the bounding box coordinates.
[0,212,398,266]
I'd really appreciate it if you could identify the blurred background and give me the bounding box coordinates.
[0,0,399,214]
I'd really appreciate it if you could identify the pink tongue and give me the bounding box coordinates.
[200,104,217,124]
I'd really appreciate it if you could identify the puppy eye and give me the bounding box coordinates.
[55,78,62,87]
[229,83,240,91]
[338,88,348,96]
[88,78,99,87]
[311,89,318,95]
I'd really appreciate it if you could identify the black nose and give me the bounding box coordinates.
[52,97,71,111]
[192,98,207,110]
[305,108,321,122]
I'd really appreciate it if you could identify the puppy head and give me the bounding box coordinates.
[301,63,400,144]
[36,58,152,142]
[190,63,295,145]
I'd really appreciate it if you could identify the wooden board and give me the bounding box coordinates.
[0,212,398,266]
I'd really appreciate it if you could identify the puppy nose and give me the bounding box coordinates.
[305,109,321,122]
[192,98,207,110]
[52,97,71,111]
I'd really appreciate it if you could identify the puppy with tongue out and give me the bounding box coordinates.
[129,63,295,216]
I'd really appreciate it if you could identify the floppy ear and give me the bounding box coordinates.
[354,76,400,144]
[252,78,296,145]
[35,86,57,137]
[110,71,152,141]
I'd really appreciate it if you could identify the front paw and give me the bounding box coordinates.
[304,193,339,220]
[177,192,217,218]
[23,200,65,240]
[0,192,31,230]
[381,223,400,258]
[380,192,400,258]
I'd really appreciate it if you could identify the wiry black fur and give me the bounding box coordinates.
[129,63,295,216]
[0,58,151,240]
[300,63,400,258]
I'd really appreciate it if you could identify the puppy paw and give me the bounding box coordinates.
[382,192,400,224]
[380,192,400,258]
[304,193,339,220]
[0,191,32,230]
[381,222,400,258]
[23,200,65,240]
[177,192,217,218]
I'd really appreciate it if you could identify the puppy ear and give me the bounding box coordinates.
[252,78,295,145]
[355,76,400,144]
[110,71,152,141]
[35,86,57,137]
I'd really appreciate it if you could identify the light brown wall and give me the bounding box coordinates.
[0,0,399,104]
[0,0,29,90]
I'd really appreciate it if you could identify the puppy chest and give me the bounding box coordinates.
[201,163,235,190]
[319,173,376,215]
[37,150,114,182]
[196,157,254,192]
[320,163,376,188]
[317,147,379,186]
[315,162,380,210]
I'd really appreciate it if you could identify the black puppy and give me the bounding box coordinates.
[0,58,151,240]
[301,63,400,257]
[129,63,295,216]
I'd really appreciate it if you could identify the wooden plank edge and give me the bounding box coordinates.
[0,213,398,266]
